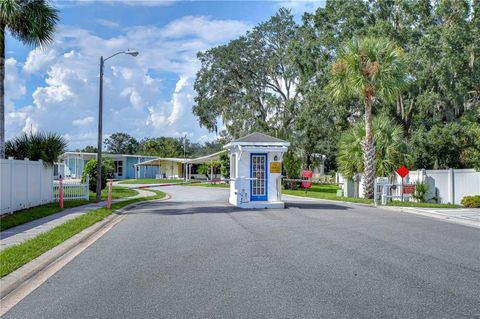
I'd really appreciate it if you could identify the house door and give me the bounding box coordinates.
[114,160,123,179]
[250,154,267,201]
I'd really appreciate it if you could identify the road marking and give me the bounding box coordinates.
[0,215,125,316]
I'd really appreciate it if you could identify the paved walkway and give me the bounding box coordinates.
[0,188,155,250]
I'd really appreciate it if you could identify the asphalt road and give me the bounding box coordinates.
[3,186,480,318]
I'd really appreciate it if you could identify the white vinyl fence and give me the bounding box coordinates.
[0,158,54,215]
[53,175,90,202]
[338,168,480,205]
[399,168,480,205]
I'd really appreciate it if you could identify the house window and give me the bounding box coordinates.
[114,160,123,177]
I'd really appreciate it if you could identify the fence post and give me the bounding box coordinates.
[107,179,113,209]
[85,174,90,201]
[448,168,455,204]
[23,157,30,208]
[59,175,64,209]
[9,157,14,214]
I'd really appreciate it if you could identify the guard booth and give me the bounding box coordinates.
[224,132,289,209]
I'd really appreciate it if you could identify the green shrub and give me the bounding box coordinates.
[220,153,230,180]
[412,181,429,202]
[460,195,480,208]
[82,159,107,192]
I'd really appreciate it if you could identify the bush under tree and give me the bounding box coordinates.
[82,159,107,192]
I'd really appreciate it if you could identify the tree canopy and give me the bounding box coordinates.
[193,1,480,174]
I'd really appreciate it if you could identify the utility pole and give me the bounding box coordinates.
[183,134,187,181]
[95,50,138,201]
[96,56,104,201]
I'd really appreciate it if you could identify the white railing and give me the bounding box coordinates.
[53,175,89,202]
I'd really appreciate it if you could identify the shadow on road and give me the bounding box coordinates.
[121,199,351,217]
[285,202,351,210]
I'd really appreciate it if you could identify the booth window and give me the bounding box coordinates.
[231,154,236,178]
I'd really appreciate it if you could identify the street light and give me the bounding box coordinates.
[96,50,139,201]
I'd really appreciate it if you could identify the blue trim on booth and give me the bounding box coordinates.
[250,153,268,201]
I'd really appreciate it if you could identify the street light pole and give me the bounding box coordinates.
[96,50,139,201]
[96,56,104,201]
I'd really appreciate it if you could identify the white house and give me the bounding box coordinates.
[225,132,289,209]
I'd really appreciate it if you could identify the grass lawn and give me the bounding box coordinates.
[89,186,138,201]
[386,201,461,208]
[0,190,166,278]
[283,184,375,205]
[0,200,90,232]
[0,187,139,232]
[119,178,183,185]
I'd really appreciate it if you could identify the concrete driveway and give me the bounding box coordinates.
[4,186,480,318]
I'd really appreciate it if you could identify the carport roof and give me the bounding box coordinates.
[135,150,227,167]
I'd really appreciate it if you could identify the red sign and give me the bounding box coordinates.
[303,170,313,178]
[403,184,415,194]
[396,165,410,178]
[302,170,312,188]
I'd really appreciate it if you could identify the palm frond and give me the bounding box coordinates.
[337,116,409,178]
[4,131,67,165]
[4,0,59,48]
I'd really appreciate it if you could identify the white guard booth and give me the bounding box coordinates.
[224,132,290,209]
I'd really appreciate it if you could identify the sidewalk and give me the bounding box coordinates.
[0,188,155,251]
[283,194,480,229]
[382,206,480,229]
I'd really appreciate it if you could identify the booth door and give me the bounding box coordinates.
[250,154,268,201]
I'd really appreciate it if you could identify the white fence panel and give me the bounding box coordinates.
[452,169,480,204]
[0,158,54,215]
[52,175,89,202]
[340,168,480,205]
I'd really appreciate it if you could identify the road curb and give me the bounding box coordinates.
[0,196,168,303]
[283,194,375,208]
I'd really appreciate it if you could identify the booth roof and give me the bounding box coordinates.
[224,132,290,149]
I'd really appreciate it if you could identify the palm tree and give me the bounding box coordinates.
[337,115,410,180]
[0,0,59,159]
[5,131,66,165]
[328,37,406,198]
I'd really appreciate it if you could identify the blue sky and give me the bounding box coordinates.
[5,0,323,150]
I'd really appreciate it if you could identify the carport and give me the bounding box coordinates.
[134,150,226,180]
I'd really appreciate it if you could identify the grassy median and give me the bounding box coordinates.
[119,178,183,185]
[283,184,374,204]
[386,201,460,208]
[0,190,166,278]
[184,182,229,188]
[89,186,138,201]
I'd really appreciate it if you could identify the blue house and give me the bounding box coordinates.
[59,152,159,179]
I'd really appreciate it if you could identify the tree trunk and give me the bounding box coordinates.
[0,24,5,159]
[362,97,375,199]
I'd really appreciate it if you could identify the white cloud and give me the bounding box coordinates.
[161,16,249,42]
[6,15,246,149]
[4,58,26,111]
[96,19,120,28]
[72,116,95,126]
[24,48,57,74]
[275,0,325,14]
[72,0,176,7]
